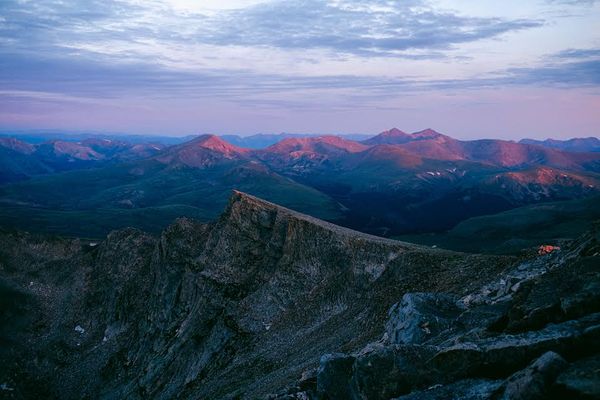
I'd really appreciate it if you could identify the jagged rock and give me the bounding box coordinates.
[430,313,600,380]
[316,353,355,399]
[385,293,463,345]
[554,354,600,399]
[500,351,567,399]
[0,191,509,399]
[504,255,600,333]
[350,344,440,399]
[393,379,503,400]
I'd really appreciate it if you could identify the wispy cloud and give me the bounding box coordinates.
[0,0,598,136]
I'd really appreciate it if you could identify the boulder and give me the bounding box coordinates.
[385,293,463,345]
[500,351,567,399]
[430,313,600,380]
[349,344,439,400]
[316,353,355,399]
[393,379,503,400]
[554,354,600,399]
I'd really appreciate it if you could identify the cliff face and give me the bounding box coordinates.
[0,191,512,399]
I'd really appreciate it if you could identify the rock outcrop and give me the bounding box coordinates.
[1,191,598,399]
[287,221,600,399]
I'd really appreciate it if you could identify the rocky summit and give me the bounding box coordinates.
[1,191,599,399]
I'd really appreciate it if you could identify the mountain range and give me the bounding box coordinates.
[1,128,599,252]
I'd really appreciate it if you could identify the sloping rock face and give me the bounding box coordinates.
[292,223,600,400]
[0,191,509,399]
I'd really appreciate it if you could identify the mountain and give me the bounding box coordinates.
[0,131,196,145]
[0,137,168,184]
[1,191,598,399]
[35,140,106,161]
[257,136,369,169]
[362,128,412,145]
[154,134,250,168]
[0,137,36,154]
[521,137,600,152]
[1,129,600,243]
[221,133,374,149]
[362,128,451,145]
[0,137,343,237]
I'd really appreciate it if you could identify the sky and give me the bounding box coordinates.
[0,0,599,139]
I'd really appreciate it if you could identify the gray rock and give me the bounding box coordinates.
[430,313,600,380]
[393,379,503,400]
[316,353,355,400]
[500,351,567,400]
[349,344,440,400]
[554,354,600,399]
[385,293,463,345]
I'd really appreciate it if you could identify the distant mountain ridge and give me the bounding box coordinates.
[520,137,600,152]
[0,137,166,183]
[1,127,599,242]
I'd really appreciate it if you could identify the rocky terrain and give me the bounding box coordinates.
[278,223,600,399]
[1,191,598,399]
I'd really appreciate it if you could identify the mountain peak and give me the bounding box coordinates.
[191,134,248,154]
[0,137,35,154]
[155,135,248,168]
[363,128,450,145]
[362,128,411,145]
[412,128,443,138]
[264,135,368,155]
[382,128,409,136]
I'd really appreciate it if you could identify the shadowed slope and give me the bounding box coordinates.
[0,191,510,399]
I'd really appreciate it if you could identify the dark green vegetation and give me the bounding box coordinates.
[0,160,342,238]
[397,195,600,254]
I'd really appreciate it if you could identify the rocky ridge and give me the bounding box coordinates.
[0,191,512,399]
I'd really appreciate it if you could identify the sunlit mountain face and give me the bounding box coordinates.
[1,1,600,399]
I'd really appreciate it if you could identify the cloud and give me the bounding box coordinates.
[183,0,543,57]
[551,48,600,59]
[0,0,598,130]
[0,0,543,60]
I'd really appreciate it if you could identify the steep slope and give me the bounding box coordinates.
[0,191,510,399]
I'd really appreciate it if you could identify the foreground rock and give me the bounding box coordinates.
[0,191,508,399]
[1,191,598,399]
[279,222,600,399]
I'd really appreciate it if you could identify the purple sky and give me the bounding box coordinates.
[0,0,599,140]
